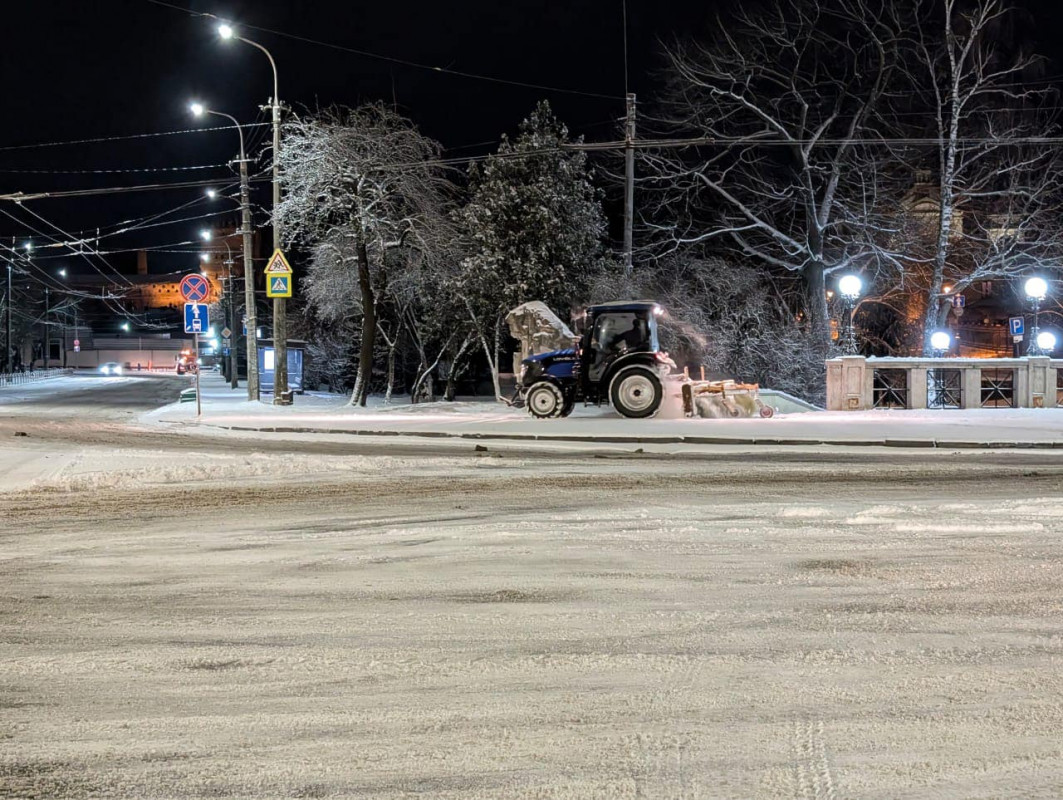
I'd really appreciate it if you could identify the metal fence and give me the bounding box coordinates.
[0,368,74,388]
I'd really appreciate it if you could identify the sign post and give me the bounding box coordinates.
[184,303,210,418]
[264,250,294,404]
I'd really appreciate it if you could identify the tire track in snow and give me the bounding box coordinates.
[628,657,703,799]
[791,718,838,800]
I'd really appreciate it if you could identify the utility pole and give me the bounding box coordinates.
[4,260,10,374]
[623,93,636,276]
[43,287,49,370]
[270,91,290,405]
[193,102,261,401]
[239,154,258,400]
[225,250,237,390]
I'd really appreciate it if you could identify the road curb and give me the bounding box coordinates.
[190,422,1063,451]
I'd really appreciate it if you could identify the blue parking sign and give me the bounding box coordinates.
[1009,316,1025,336]
[184,303,210,334]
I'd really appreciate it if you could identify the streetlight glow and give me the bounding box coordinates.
[930,331,951,352]
[200,229,212,241]
[1025,277,1048,301]
[58,268,67,278]
[200,253,210,262]
[206,188,217,199]
[1037,331,1057,352]
[120,322,131,332]
[838,274,862,299]
[23,242,32,252]
[189,102,205,117]
[218,23,234,39]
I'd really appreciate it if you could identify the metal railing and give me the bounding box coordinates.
[0,367,74,388]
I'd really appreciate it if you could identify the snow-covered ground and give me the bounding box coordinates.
[6,371,1063,798]
[4,445,1063,798]
[146,373,1063,447]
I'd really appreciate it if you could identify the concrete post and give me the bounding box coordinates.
[962,368,982,409]
[910,368,928,409]
[1026,356,1051,408]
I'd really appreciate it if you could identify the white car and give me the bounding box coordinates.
[99,362,123,376]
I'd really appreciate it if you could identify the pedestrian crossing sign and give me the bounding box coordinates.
[267,274,292,298]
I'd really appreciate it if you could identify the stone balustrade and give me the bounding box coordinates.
[826,356,1059,411]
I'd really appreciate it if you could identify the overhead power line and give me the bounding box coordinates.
[0,177,268,202]
[0,123,268,154]
[143,0,622,102]
[0,163,230,175]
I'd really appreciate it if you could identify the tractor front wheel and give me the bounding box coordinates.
[610,367,663,419]
[526,381,566,419]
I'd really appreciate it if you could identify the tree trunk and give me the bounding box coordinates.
[804,262,831,355]
[384,342,396,405]
[443,336,472,401]
[349,240,376,407]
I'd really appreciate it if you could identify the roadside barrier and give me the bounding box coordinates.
[0,367,75,387]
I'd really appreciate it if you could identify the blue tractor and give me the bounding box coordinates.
[517,301,676,419]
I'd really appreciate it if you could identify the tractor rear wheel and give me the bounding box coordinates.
[526,381,566,419]
[610,367,663,419]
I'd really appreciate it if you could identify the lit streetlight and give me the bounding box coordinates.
[190,100,257,398]
[837,274,862,355]
[1036,331,1057,353]
[218,22,290,404]
[1025,277,1049,356]
[930,330,951,357]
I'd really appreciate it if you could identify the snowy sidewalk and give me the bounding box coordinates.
[139,373,1063,449]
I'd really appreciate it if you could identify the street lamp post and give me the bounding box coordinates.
[201,230,239,390]
[191,102,259,400]
[219,24,289,405]
[4,259,10,373]
[24,244,48,370]
[1025,277,1049,356]
[837,274,863,355]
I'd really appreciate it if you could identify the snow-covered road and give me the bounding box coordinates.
[5,374,1063,798]
[5,441,1063,798]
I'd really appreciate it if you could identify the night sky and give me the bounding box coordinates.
[1,0,1062,274]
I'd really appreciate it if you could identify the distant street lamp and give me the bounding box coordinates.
[1025,277,1049,356]
[1036,331,1057,354]
[190,100,257,399]
[930,330,951,357]
[218,22,289,404]
[120,321,131,333]
[837,274,863,355]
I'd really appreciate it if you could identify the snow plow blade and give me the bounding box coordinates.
[681,380,775,419]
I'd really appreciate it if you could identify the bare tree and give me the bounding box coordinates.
[904,0,1062,353]
[646,0,905,351]
[277,105,456,405]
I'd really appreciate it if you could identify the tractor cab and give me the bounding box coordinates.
[581,301,662,387]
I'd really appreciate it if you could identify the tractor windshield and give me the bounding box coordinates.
[591,311,656,356]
